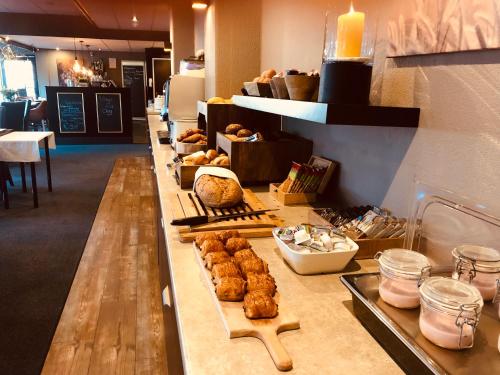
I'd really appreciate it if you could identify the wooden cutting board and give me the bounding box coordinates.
[193,243,300,371]
[169,189,283,242]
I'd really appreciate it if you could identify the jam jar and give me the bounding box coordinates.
[375,249,431,309]
[452,245,500,301]
[419,277,483,350]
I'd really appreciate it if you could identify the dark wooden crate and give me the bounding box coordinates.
[216,132,313,184]
[197,101,281,148]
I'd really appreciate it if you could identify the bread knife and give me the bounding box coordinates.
[170,209,278,226]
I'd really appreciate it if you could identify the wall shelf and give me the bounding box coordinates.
[231,95,420,128]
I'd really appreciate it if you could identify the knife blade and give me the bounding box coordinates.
[170,209,279,226]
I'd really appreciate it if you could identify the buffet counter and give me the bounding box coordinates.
[148,114,403,374]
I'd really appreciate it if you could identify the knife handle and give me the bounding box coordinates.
[170,215,209,226]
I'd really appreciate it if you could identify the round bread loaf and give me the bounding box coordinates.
[195,175,243,208]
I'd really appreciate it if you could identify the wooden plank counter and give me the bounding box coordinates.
[148,114,403,375]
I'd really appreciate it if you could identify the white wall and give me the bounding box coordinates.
[261,0,500,217]
[204,0,262,98]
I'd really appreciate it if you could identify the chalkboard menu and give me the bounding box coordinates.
[57,92,86,133]
[122,64,145,118]
[96,93,123,133]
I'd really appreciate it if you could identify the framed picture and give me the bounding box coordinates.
[388,0,500,56]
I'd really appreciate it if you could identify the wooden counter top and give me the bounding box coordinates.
[148,114,403,375]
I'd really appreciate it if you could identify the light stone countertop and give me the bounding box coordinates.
[148,115,403,375]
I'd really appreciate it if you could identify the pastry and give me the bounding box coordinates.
[246,273,276,296]
[200,239,226,258]
[236,129,252,138]
[239,257,269,279]
[219,157,230,166]
[225,237,251,255]
[225,124,243,134]
[243,291,278,319]
[206,149,218,161]
[205,251,231,270]
[212,261,241,283]
[194,175,243,208]
[215,277,246,301]
[217,230,241,244]
[232,249,257,266]
[195,232,218,247]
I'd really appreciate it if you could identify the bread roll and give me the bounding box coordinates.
[194,175,243,208]
[193,155,209,165]
[225,123,243,134]
[262,69,276,78]
[206,149,218,161]
[236,129,253,138]
[182,133,202,143]
[207,96,225,104]
[219,157,229,166]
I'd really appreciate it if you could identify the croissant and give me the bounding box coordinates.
[246,273,276,296]
[217,230,241,244]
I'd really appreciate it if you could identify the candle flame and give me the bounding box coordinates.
[350,2,355,13]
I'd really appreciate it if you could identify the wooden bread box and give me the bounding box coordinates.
[175,164,229,189]
[216,132,313,184]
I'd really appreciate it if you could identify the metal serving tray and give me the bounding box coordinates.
[340,183,500,374]
[341,273,499,375]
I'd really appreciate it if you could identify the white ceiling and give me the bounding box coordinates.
[5,35,166,53]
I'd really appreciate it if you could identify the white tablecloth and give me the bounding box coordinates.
[0,131,56,162]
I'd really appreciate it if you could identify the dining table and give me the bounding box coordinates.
[0,131,56,208]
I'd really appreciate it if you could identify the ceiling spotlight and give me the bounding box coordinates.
[163,48,171,52]
[192,1,208,9]
[132,15,139,27]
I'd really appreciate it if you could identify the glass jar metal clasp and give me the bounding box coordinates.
[418,265,432,287]
[492,279,500,304]
[456,255,477,283]
[455,303,480,349]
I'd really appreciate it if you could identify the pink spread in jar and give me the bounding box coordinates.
[376,249,430,309]
[452,245,500,302]
[419,277,483,350]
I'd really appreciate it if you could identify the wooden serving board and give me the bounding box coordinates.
[169,189,283,242]
[193,243,300,371]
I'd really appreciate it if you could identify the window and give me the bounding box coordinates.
[2,59,36,98]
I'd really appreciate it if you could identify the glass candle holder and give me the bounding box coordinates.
[318,2,378,105]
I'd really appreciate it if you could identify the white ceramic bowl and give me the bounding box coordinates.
[272,227,359,275]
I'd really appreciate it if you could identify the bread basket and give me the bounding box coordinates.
[284,75,319,101]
